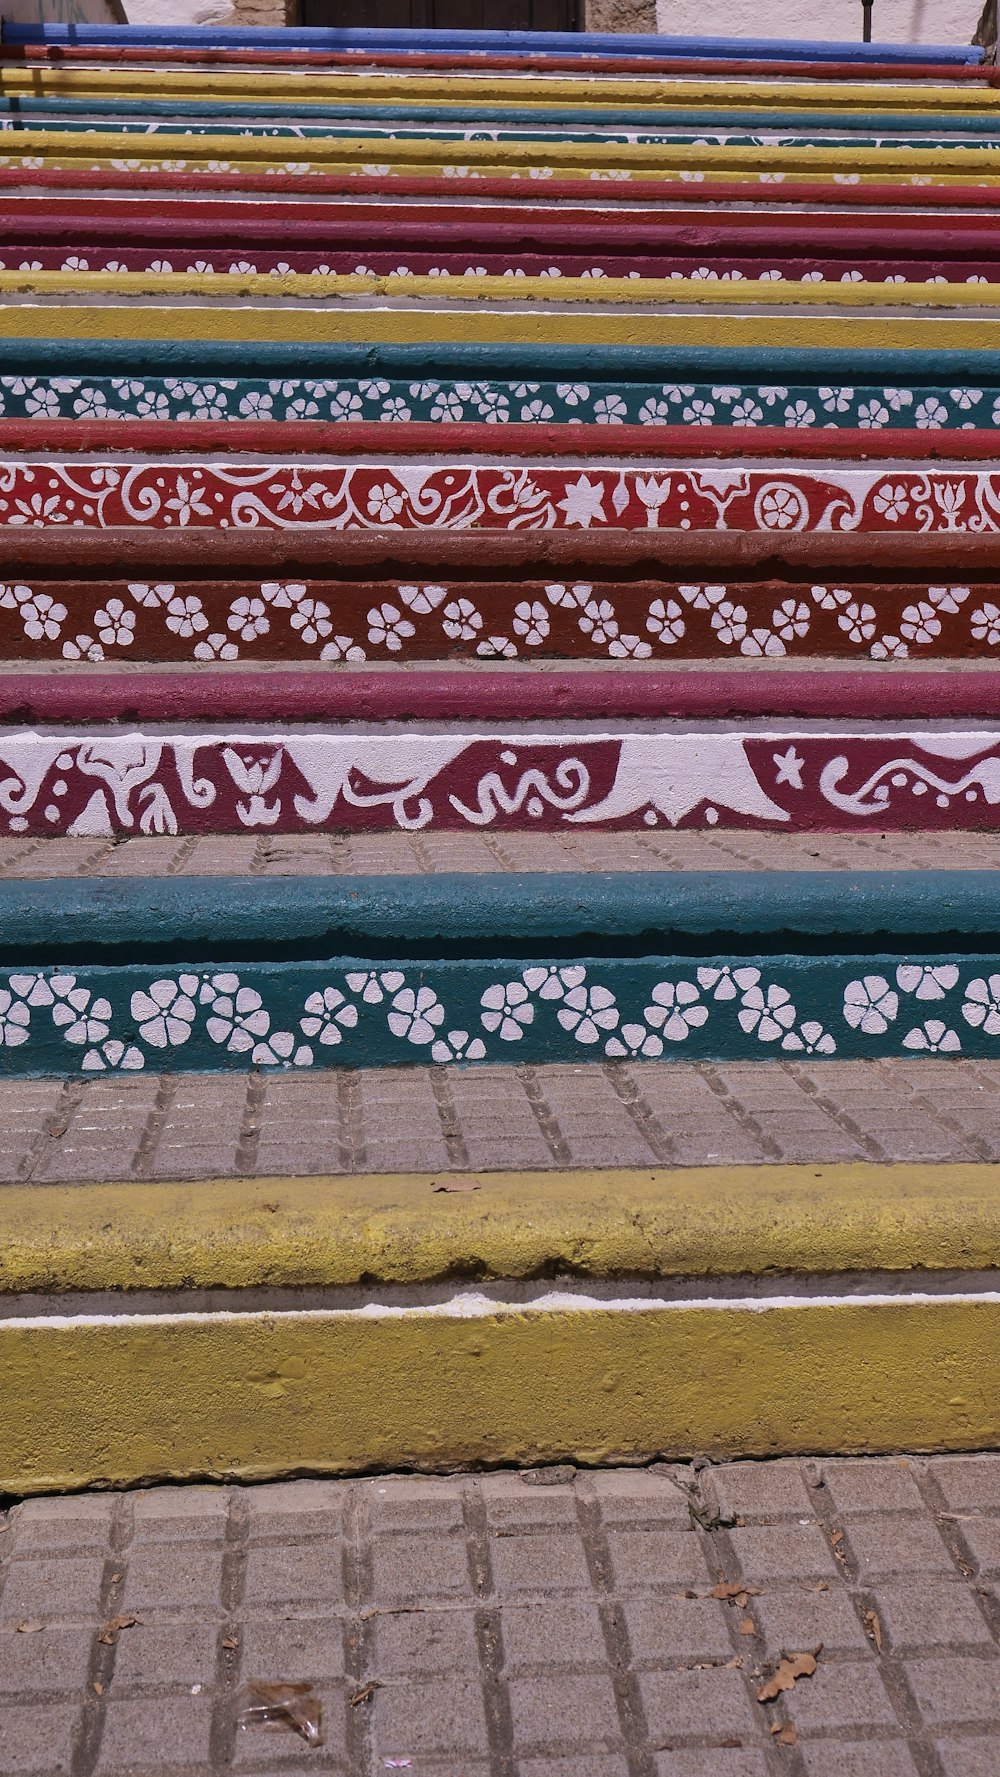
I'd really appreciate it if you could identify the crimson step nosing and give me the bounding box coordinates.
[8,421,1000,462]
[4,528,997,578]
[10,167,1000,211]
[3,668,1000,724]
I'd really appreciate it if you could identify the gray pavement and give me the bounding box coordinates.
[2,1457,1000,1777]
[2,1057,1000,1183]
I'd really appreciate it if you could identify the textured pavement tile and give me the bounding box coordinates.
[372,1675,489,1756]
[237,1616,345,1684]
[604,1529,710,1591]
[122,1546,226,1615]
[933,1458,1000,1511]
[623,1595,734,1665]
[500,1600,607,1672]
[491,1532,591,1595]
[0,1700,79,1774]
[507,1671,622,1752]
[726,1524,840,1583]
[799,1746,922,1777]
[370,1531,472,1604]
[638,1666,759,1739]
[872,1579,995,1654]
[0,1625,93,1694]
[780,1660,899,1734]
[242,1542,343,1610]
[653,1755,770,1777]
[96,1695,214,1772]
[0,1556,106,1623]
[936,1739,1000,1776]
[371,1606,478,1677]
[108,1622,220,1693]
[905,1656,1000,1725]
[753,1585,873,1656]
[819,1457,927,1516]
[847,1515,958,1579]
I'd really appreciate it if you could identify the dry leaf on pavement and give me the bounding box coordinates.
[350,1682,382,1707]
[15,1621,44,1634]
[863,1608,883,1652]
[430,1178,481,1193]
[757,1648,822,1704]
[739,1617,756,1635]
[771,1722,798,1745]
[98,1614,139,1646]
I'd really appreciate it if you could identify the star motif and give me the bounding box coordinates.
[773,746,806,790]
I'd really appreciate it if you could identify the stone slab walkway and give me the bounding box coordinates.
[1,1458,999,1777]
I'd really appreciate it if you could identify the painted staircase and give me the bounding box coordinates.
[1,17,999,1488]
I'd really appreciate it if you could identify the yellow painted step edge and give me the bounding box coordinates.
[4,1163,999,1295]
[4,1298,1000,1491]
[3,69,996,110]
[2,269,999,308]
[0,302,997,349]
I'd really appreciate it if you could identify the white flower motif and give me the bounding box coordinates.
[320,636,366,663]
[521,398,555,422]
[731,399,763,426]
[480,981,535,1041]
[857,400,890,430]
[558,474,606,529]
[557,984,619,1045]
[194,633,239,662]
[367,602,416,651]
[24,387,60,419]
[471,389,509,423]
[330,389,363,420]
[608,633,652,659]
[604,1022,664,1059]
[644,981,708,1042]
[380,396,412,421]
[521,965,585,1000]
[819,387,854,413]
[251,1030,313,1067]
[367,483,404,522]
[72,387,108,419]
[971,603,1000,645]
[638,397,672,425]
[962,976,1000,1035]
[781,1021,837,1055]
[682,398,715,426]
[738,983,797,1042]
[429,391,465,422]
[556,384,590,406]
[772,599,810,641]
[81,1039,145,1073]
[163,594,207,638]
[710,602,748,647]
[512,601,550,646]
[135,390,171,420]
[873,483,910,522]
[203,980,269,1052]
[899,602,941,646]
[94,599,136,648]
[430,1029,487,1063]
[442,598,483,642]
[300,987,360,1045]
[896,965,959,1000]
[388,986,445,1045]
[165,476,212,527]
[19,591,67,641]
[784,400,815,428]
[645,598,685,646]
[950,389,982,411]
[915,397,948,429]
[578,599,618,645]
[838,601,877,645]
[594,393,628,424]
[62,634,104,663]
[289,598,333,646]
[227,600,269,643]
[869,634,909,661]
[0,989,30,1047]
[131,976,198,1047]
[345,970,404,1005]
[903,1020,961,1054]
[759,488,802,530]
[52,987,112,1046]
[843,976,899,1034]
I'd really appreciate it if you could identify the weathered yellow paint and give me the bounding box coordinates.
[2,1163,999,1295]
[2,268,998,309]
[1,68,996,112]
[0,302,997,350]
[4,127,1000,178]
[4,1297,1000,1492]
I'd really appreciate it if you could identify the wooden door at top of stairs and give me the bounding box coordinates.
[300,0,579,28]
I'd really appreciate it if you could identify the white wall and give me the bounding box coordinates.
[653,0,983,45]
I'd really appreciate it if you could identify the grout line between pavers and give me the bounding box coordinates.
[778,1060,888,1162]
[695,1065,785,1162]
[71,1491,135,1777]
[19,1079,88,1182]
[338,1071,367,1173]
[518,1065,573,1165]
[210,1485,248,1772]
[343,1481,373,1777]
[601,1060,675,1165]
[800,1458,947,1777]
[574,1475,656,1777]
[694,1466,805,1777]
[461,1478,517,1777]
[164,836,200,878]
[428,1067,472,1169]
[131,1074,178,1180]
[914,1462,1000,1647]
[234,1075,265,1177]
[876,1059,993,1163]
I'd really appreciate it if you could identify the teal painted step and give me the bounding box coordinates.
[1,873,997,1076]
[6,374,992,430]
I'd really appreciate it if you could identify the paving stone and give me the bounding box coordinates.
[872,1579,994,1653]
[905,1657,1000,1725]
[96,1695,214,1771]
[373,1675,489,1756]
[0,1556,106,1623]
[711,1459,814,1520]
[819,1458,927,1516]
[507,1671,622,1752]
[604,1529,710,1591]
[952,1518,1000,1576]
[237,1614,345,1684]
[111,1622,221,1692]
[0,1700,79,1773]
[653,1755,769,1777]
[800,1746,922,1777]
[754,1584,873,1655]
[242,1542,344,1611]
[371,1606,478,1676]
[491,1533,591,1595]
[481,1473,579,1529]
[623,1596,734,1666]
[368,1479,464,1534]
[0,1625,93,1694]
[122,1545,226,1615]
[371,1531,472,1604]
[933,1458,1000,1512]
[246,1480,344,1538]
[639,1666,758,1740]
[131,1487,229,1542]
[784,1661,900,1734]
[500,1600,607,1672]
[9,1496,115,1553]
[937,1739,1000,1777]
[847,1515,958,1579]
[726,1525,840,1583]
[520,1760,629,1777]
[588,1470,692,1527]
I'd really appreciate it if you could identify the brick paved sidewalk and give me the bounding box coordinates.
[2,831,999,879]
[1,1058,997,1184]
[2,1458,999,1777]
